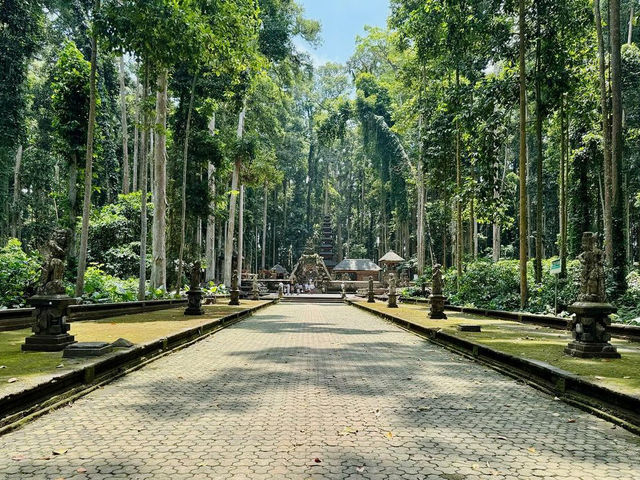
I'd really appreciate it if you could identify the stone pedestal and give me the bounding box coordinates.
[367,290,375,303]
[387,292,398,308]
[428,294,448,319]
[565,302,620,358]
[22,295,76,352]
[185,288,205,315]
[64,342,113,358]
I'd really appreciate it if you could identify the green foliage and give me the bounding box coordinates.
[79,265,170,303]
[616,271,640,325]
[86,192,152,278]
[50,40,91,158]
[0,239,41,307]
[442,259,581,315]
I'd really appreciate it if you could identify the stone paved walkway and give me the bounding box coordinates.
[1,303,639,479]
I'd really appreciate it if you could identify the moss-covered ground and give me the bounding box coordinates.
[357,301,640,397]
[0,301,267,394]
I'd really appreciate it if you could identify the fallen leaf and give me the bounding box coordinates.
[196,462,207,467]
[553,397,560,401]
[623,376,631,379]
[472,464,480,470]
[0,365,7,369]
[552,413,560,417]
[52,448,68,456]
[418,406,430,411]
[567,419,576,423]
[56,364,64,369]
[338,427,358,436]
[594,376,605,380]
[76,467,87,473]
[385,431,393,439]
[313,457,322,463]
[356,466,366,473]
[11,455,24,461]
[495,436,507,441]
[7,377,18,383]
[527,447,537,454]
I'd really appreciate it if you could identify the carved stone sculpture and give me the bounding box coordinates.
[387,274,398,308]
[185,261,204,315]
[367,276,375,303]
[23,229,76,351]
[229,270,240,306]
[428,264,447,319]
[565,232,620,358]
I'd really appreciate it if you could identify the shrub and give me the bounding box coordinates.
[79,265,171,303]
[0,239,41,307]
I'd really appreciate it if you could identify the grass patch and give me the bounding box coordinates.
[0,301,267,391]
[357,301,640,397]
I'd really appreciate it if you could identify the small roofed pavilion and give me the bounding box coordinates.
[270,264,289,279]
[379,250,405,268]
[333,259,381,281]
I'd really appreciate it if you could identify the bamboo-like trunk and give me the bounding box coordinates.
[176,74,197,293]
[132,78,139,192]
[455,69,463,289]
[119,56,130,195]
[518,0,528,308]
[238,184,244,277]
[205,113,216,282]
[11,145,22,239]
[75,0,99,297]
[151,68,168,291]
[138,65,149,300]
[534,17,544,284]
[223,103,246,286]
[261,182,268,271]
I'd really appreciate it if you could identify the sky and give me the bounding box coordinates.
[295,0,391,65]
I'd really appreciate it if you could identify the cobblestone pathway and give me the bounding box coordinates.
[1,303,639,479]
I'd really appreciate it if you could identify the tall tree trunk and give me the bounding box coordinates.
[119,56,130,195]
[176,74,197,293]
[151,68,168,291]
[132,78,139,192]
[68,151,78,226]
[261,182,268,271]
[629,3,635,44]
[272,187,277,266]
[138,64,150,300]
[75,0,99,297]
[560,97,568,278]
[238,184,244,276]
[610,0,627,293]
[416,113,425,274]
[518,0,528,308]
[455,68,463,289]
[223,103,246,286]
[534,18,544,284]
[206,113,216,282]
[11,145,22,239]
[595,0,613,266]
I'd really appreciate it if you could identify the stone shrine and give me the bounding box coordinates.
[23,229,77,352]
[185,261,205,315]
[428,264,447,319]
[387,274,398,308]
[565,232,620,359]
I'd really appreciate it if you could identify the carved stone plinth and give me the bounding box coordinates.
[229,270,240,306]
[185,288,205,315]
[251,279,260,300]
[387,292,398,308]
[565,302,620,359]
[22,295,76,352]
[428,294,448,320]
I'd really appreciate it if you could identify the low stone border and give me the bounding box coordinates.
[0,300,274,435]
[348,300,640,435]
[0,298,196,332]
[400,298,640,342]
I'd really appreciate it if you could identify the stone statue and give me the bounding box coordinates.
[431,264,444,296]
[229,270,240,306]
[252,276,260,300]
[387,274,398,308]
[565,232,619,359]
[577,232,605,303]
[341,282,346,299]
[232,270,239,291]
[189,261,201,290]
[39,229,69,295]
[367,276,375,303]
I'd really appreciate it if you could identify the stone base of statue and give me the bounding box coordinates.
[565,302,620,358]
[387,292,398,308]
[252,290,260,301]
[185,289,205,315]
[367,291,375,303]
[428,294,448,319]
[22,295,77,352]
[229,289,240,306]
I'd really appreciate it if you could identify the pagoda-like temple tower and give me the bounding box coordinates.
[319,214,337,272]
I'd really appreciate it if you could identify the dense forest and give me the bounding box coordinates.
[1,0,639,322]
